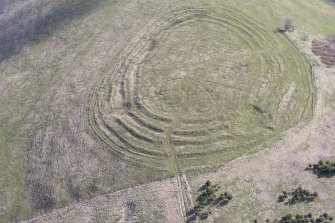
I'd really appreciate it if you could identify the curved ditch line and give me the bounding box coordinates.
[114,118,163,144]
[105,119,166,157]
[95,106,167,158]
[88,110,169,171]
[126,111,164,133]
[89,101,170,171]
[119,114,165,139]
[172,124,225,137]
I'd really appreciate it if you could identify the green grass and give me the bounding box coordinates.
[205,0,335,35]
[0,0,334,222]
[92,3,313,171]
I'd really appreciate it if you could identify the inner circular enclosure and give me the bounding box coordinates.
[92,7,313,169]
[140,19,248,120]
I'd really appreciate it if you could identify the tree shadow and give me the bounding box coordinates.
[186,208,196,223]
[198,184,208,192]
[305,167,335,178]
[0,0,107,64]
[196,194,213,206]
[213,198,229,207]
[28,179,55,211]
[273,28,286,33]
[284,198,315,206]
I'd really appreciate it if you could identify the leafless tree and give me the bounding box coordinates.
[329,35,335,43]
[284,19,294,32]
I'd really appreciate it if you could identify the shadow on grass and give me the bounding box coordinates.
[0,0,107,64]
[305,166,335,178]
[186,208,196,223]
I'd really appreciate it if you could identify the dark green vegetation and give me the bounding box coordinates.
[254,213,333,223]
[307,160,335,177]
[277,187,318,204]
[192,181,233,220]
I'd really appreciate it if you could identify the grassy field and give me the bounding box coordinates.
[0,0,334,222]
[91,3,313,172]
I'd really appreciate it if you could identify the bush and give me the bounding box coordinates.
[277,187,318,204]
[193,181,233,219]
[307,160,335,177]
[255,213,333,223]
[218,192,233,201]
[194,204,204,217]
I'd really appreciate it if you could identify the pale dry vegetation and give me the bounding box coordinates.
[311,36,335,67]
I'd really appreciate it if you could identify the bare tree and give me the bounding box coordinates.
[329,35,335,44]
[284,19,294,32]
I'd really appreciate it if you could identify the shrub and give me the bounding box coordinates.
[307,160,335,177]
[194,204,204,217]
[277,187,318,204]
[254,213,333,223]
[193,182,233,220]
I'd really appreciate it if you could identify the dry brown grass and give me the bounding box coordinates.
[311,37,335,67]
